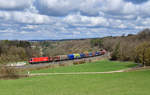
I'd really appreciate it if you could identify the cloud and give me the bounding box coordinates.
[0,0,150,40]
[34,0,150,19]
[35,0,104,16]
[0,0,33,10]
[102,0,150,18]
[64,13,109,27]
[124,0,148,4]
[35,0,77,16]
[0,11,52,24]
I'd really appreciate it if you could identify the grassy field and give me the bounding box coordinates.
[31,60,137,73]
[0,70,150,95]
[1,60,150,95]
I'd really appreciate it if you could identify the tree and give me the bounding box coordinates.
[135,42,150,66]
[90,39,103,48]
[110,42,120,60]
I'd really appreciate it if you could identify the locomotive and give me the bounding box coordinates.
[29,49,106,64]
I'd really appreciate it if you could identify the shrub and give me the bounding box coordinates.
[73,60,86,65]
[0,66,20,79]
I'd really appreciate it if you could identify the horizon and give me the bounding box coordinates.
[0,0,150,40]
[0,33,136,41]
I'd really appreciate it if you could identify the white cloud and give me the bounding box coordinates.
[64,13,109,27]
[102,0,150,18]
[35,0,104,16]
[0,0,33,10]
[139,1,150,17]
[35,0,78,16]
[22,25,39,29]
[0,0,150,40]
[0,11,52,24]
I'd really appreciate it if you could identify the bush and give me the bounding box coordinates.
[0,66,20,79]
[73,60,86,65]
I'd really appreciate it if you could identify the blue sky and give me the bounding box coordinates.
[0,0,150,40]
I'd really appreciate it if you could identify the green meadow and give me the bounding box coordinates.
[1,60,150,95]
[31,60,137,73]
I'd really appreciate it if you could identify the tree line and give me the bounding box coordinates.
[1,28,150,66]
[90,29,150,66]
[0,40,40,64]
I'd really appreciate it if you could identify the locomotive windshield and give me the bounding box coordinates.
[30,58,32,61]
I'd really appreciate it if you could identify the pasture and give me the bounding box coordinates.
[0,60,150,95]
[31,60,137,73]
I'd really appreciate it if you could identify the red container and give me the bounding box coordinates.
[85,53,89,57]
[49,57,53,62]
[92,52,96,56]
[53,56,60,61]
[101,50,106,55]
[60,55,68,60]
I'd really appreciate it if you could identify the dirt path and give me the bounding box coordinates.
[25,66,148,77]
[28,69,127,76]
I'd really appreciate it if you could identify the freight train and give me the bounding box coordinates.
[29,49,106,64]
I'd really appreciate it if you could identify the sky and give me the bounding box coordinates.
[0,0,150,40]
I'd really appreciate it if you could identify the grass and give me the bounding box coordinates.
[31,60,137,73]
[0,70,150,95]
[1,60,148,95]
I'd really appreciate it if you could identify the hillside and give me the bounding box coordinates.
[1,28,150,65]
[36,39,100,56]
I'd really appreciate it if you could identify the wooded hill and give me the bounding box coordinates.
[98,28,150,66]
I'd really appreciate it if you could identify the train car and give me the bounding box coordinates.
[84,53,89,57]
[74,53,81,59]
[53,56,60,61]
[95,51,101,56]
[80,53,86,58]
[88,52,93,57]
[92,52,96,56]
[60,55,68,61]
[68,54,74,60]
[100,49,106,55]
[29,57,52,64]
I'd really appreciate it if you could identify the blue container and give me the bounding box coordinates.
[67,54,74,60]
[88,52,93,57]
[95,52,100,56]
[80,53,86,58]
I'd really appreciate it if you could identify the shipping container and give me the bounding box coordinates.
[68,54,74,60]
[53,56,60,61]
[95,51,101,56]
[85,53,89,57]
[74,53,81,59]
[88,52,93,57]
[80,53,86,58]
[60,55,68,61]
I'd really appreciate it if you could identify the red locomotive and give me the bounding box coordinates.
[29,57,53,64]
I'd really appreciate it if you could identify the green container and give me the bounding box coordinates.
[73,53,81,59]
